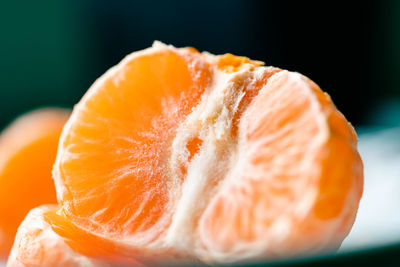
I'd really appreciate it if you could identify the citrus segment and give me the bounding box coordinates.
[7,205,112,267]
[54,44,211,240]
[198,72,363,261]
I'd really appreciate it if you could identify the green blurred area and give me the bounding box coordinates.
[383,1,400,97]
[0,1,400,128]
[0,1,100,127]
[369,0,400,126]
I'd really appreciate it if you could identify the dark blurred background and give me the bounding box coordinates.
[1,0,400,128]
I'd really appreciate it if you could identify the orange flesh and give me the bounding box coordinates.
[200,74,362,256]
[9,43,363,266]
[0,109,69,258]
[56,48,211,237]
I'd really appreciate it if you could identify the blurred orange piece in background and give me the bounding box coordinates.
[8,43,363,266]
[0,108,69,258]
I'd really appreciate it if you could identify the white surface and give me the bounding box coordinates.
[341,127,400,250]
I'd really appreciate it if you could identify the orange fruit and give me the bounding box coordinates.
[9,42,363,266]
[0,108,69,257]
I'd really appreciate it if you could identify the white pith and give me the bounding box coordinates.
[165,64,255,249]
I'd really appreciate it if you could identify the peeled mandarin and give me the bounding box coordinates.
[9,42,363,266]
